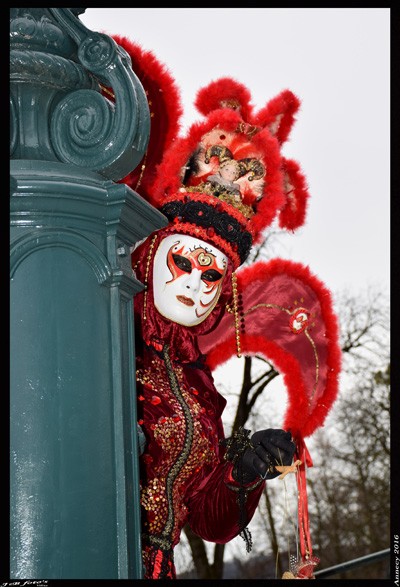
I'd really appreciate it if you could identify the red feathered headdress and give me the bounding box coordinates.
[151,77,310,268]
[110,37,309,267]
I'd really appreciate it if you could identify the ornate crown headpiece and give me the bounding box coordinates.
[112,36,309,269]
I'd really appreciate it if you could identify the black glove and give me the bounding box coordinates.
[232,428,296,483]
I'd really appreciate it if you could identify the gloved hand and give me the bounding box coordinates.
[233,428,296,483]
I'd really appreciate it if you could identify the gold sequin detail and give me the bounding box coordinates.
[138,347,218,545]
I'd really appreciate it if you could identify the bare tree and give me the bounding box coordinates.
[307,361,390,578]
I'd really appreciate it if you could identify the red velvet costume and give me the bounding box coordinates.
[132,230,264,579]
[109,35,341,580]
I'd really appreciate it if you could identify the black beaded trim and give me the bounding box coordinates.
[161,199,252,264]
[221,427,263,554]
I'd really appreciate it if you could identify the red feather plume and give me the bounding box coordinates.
[111,35,183,205]
[278,157,310,231]
[252,89,301,145]
[195,77,254,121]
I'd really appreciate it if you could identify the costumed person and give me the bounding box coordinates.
[107,35,342,580]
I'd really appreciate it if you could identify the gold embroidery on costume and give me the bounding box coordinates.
[138,344,218,551]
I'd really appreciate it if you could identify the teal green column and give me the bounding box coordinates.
[10,8,167,579]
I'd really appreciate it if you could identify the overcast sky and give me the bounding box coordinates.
[80,8,390,297]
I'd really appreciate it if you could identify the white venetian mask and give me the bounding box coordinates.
[152,234,228,326]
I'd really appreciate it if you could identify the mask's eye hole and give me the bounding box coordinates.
[172,254,192,273]
[201,269,223,282]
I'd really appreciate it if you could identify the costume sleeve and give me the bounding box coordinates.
[186,417,265,544]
